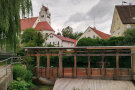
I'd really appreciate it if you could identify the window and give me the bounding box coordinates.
[50,35,53,38]
[58,41,59,46]
[88,30,91,32]
[112,32,115,36]
[127,24,131,29]
[41,15,44,17]
[50,42,51,45]
[117,29,120,35]
[93,35,96,38]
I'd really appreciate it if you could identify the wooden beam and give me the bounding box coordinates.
[28,53,131,57]
[88,50,91,78]
[59,49,63,77]
[36,54,40,77]
[74,51,77,78]
[47,55,50,79]
[101,50,105,78]
[116,50,119,79]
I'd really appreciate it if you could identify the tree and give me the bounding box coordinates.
[122,28,135,45]
[72,32,83,39]
[62,26,73,38]
[21,28,44,47]
[62,26,83,39]
[0,0,33,52]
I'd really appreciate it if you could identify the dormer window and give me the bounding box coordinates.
[41,15,44,17]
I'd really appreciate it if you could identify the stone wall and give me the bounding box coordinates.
[0,67,13,90]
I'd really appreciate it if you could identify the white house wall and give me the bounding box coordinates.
[62,41,74,47]
[77,27,100,43]
[46,34,62,46]
[46,34,75,47]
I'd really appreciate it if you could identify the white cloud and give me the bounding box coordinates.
[31,0,135,34]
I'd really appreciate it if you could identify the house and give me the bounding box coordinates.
[20,5,55,43]
[110,5,135,37]
[77,26,110,43]
[46,33,77,47]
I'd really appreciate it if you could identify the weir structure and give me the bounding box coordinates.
[24,46,135,80]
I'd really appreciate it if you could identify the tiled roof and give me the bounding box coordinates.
[21,17,38,30]
[51,34,77,46]
[90,27,111,39]
[35,21,54,31]
[116,5,135,24]
[21,17,54,32]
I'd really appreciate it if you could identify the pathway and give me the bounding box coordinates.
[53,78,135,90]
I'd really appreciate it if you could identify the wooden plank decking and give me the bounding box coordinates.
[53,78,135,90]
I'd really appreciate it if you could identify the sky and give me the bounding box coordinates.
[31,0,135,34]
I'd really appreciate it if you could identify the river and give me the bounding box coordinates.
[34,85,53,90]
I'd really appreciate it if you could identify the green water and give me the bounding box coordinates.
[34,85,53,90]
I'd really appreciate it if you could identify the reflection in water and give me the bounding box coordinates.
[36,85,53,90]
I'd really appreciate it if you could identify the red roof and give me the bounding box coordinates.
[51,34,77,46]
[35,21,54,31]
[90,27,110,39]
[21,17,54,32]
[21,17,38,30]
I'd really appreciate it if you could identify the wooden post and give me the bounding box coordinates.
[59,49,63,77]
[88,50,91,78]
[116,50,119,79]
[37,54,40,77]
[47,55,50,79]
[74,50,77,78]
[101,50,105,77]
[131,48,135,80]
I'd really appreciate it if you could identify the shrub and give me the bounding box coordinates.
[8,80,29,90]
[13,64,27,80]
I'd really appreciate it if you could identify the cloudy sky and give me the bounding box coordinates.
[31,0,135,34]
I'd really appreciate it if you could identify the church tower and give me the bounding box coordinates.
[39,5,51,24]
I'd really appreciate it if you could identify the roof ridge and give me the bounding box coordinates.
[90,27,110,35]
[52,33,77,42]
[21,17,38,20]
[89,27,110,39]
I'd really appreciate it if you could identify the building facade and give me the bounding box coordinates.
[20,5,55,45]
[110,5,135,37]
[46,33,77,47]
[77,27,110,44]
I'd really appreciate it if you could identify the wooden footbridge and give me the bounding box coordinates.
[24,46,135,81]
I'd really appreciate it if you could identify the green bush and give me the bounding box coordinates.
[13,64,27,80]
[11,64,34,89]
[8,80,29,90]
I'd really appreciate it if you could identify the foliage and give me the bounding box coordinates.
[0,0,32,52]
[13,64,33,81]
[21,28,44,47]
[23,56,34,70]
[123,28,135,45]
[47,44,55,47]
[13,64,27,80]
[72,32,83,39]
[61,26,83,39]
[8,80,29,90]
[77,37,125,46]
[62,26,73,38]
[11,64,34,89]
[77,37,105,46]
